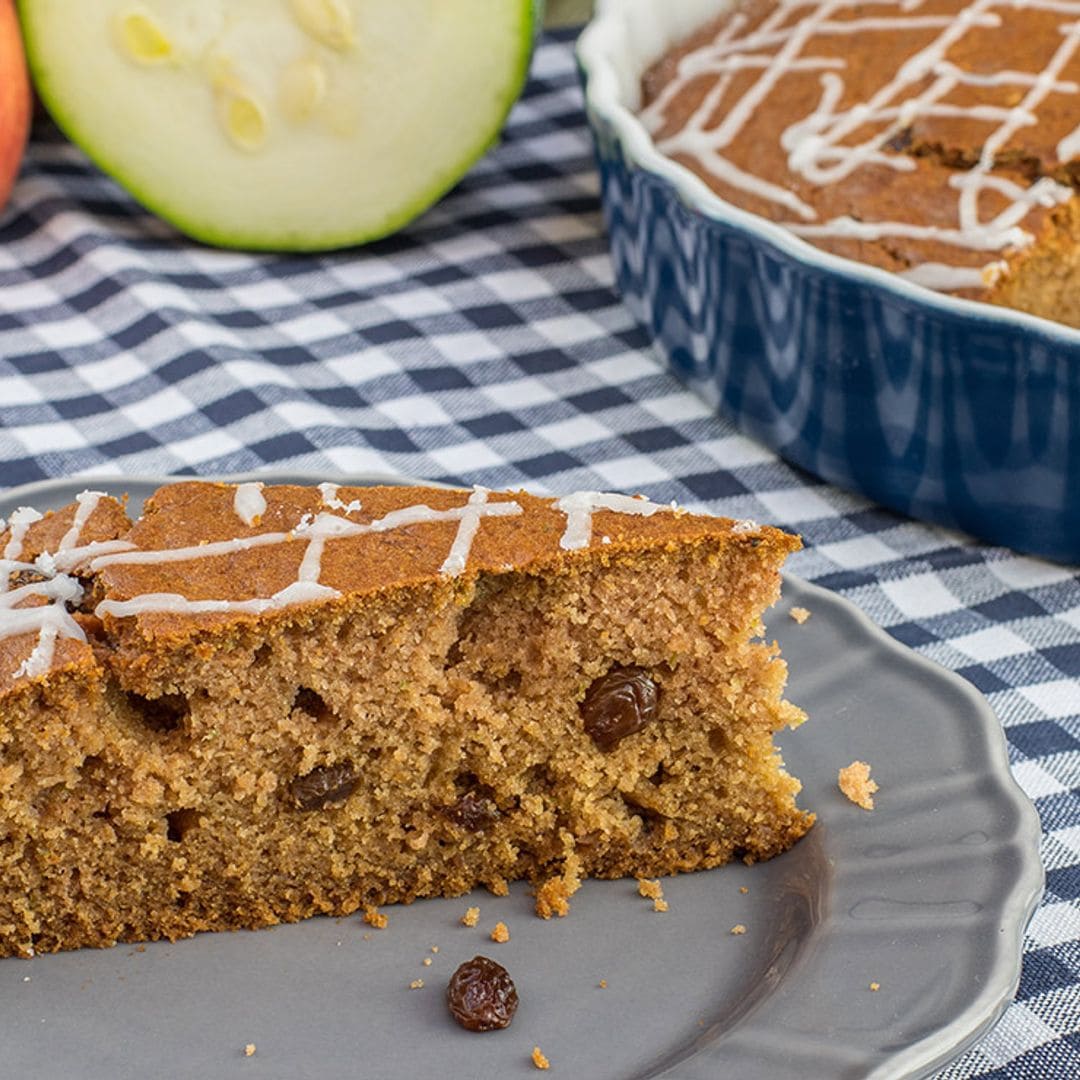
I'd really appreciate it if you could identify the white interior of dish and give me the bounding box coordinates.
[578,0,1080,347]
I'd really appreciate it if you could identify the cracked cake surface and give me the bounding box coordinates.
[0,480,813,957]
[640,0,1080,326]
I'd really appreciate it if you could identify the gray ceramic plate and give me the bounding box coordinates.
[0,473,1043,1079]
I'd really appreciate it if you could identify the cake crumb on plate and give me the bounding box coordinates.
[730,924,747,935]
[532,1046,551,1070]
[870,981,881,992]
[244,1044,256,1058]
[637,878,663,900]
[461,906,480,927]
[839,761,878,810]
[490,921,510,943]
[409,978,425,990]
[789,606,811,624]
[363,906,388,929]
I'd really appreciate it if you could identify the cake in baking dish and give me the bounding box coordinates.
[640,0,1080,327]
[0,481,812,957]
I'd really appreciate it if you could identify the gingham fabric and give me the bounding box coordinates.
[2,30,1078,1079]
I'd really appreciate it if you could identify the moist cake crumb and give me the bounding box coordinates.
[730,924,747,935]
[532,1046,551,1070]
[789,607,811,624]
[462,907,481,928]
[637,878,663,901]
[409,978,425,990]
[739,886,749,894]
[598,979,607,989]
[423,957,433,967]
[534,877,574,920]
[653,898,669,913]
[490,921,510,944]
[363,907,389,930]
[839,761,879,810]
[244,1044,256,1058]
[870,982,881,992]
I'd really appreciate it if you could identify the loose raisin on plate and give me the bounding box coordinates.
[290,762,358,810]
[580,666,659,751]
[447,955,519,1032]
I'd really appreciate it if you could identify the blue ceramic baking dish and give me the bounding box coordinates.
[577,0,1080,563]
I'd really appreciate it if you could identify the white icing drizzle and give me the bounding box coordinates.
[1,497,101,680]
[233,482,266,527]
[555,492,668,550]
[44,539,137,574]
[0,576,84,611]
[2,508,43,594]
[95,488,523,620]
[58,492,105,552]
[0,559,40,578]
[1,485,697,681]
[1059,119,1080,158]
[897,261,990,288]
[318,483,363,515]
[90,531,293,570]
[641,0,1080,287]
[441,487,493,577]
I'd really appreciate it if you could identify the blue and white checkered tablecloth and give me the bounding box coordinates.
[1,31,1078,1079]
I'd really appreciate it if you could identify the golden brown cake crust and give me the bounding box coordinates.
[640,0,1080,324]
[95,482,798,643]
[0,482,812,958]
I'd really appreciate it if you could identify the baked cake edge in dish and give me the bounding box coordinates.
[635,0,1080,327]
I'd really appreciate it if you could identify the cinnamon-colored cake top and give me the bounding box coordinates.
[640,0,1080,292]
[0,481,797,695]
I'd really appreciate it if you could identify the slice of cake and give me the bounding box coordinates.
[0,481,813,957]
[639,0,1080,326]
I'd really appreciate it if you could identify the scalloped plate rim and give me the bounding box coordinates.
[0,470,1045,1079]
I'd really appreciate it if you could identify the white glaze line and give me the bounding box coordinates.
[441,487,493,577]
[645,0,1080,286]
[233,482,267,527]
[1,508,43,595]
[318,482,363,514]
[555,492,669,550]
[58,491,105,553]
[897,262,990,289]
[92,489,523,620]
[90,530,293,570]
[1057,118,1080,157]
[3,496,99,679]
[2,486,688,680]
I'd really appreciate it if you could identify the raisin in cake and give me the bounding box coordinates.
[0,481,812,957]
[640,0,1080,326]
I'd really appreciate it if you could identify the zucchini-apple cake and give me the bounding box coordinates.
[640,0,1080,326]
[0,481,812,957]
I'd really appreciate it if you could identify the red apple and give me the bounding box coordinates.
[0,0,30,211]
